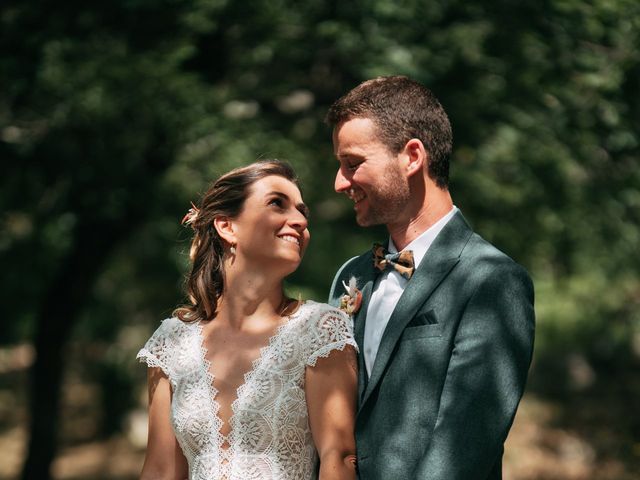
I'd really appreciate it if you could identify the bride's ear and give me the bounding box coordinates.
[213,216,236,246]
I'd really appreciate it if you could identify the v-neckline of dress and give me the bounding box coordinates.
[195,301,307,453]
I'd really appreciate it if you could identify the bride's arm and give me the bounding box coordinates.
[140,367,189,480]
[305,346,358,480]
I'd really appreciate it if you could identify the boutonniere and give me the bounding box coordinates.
[339,276,363,315]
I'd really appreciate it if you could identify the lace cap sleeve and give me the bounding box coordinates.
[306,303,358,367]
[136,317,182,378]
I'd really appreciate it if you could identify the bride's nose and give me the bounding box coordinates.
[288,209,308,232]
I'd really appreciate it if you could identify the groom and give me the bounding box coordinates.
[327,76,535,479]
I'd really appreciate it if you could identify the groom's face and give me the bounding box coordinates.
[333,117,410,227]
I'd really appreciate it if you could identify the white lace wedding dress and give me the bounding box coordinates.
[137,300,356,480]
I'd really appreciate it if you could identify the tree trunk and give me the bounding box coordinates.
[21,219,129,480]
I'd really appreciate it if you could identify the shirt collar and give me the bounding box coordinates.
[388,206,458,269]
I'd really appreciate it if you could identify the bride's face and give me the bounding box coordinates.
[231,175,310,272]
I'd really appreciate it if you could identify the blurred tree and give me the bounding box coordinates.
[1,0,639,478]
[0,0,221,477]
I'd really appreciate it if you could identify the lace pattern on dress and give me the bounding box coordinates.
[137,301,357,480]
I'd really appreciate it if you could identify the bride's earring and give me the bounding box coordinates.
[230,243,236,255]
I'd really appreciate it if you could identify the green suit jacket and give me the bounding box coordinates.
[328,211,535,480]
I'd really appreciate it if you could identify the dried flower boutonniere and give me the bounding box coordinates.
[339,276,363,315]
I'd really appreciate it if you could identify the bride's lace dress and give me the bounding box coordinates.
[137,301,356,480]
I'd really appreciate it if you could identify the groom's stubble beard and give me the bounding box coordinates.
[356,160,411,227]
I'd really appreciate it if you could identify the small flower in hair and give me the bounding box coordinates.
[181,201,200,226]
[339,276,363,315]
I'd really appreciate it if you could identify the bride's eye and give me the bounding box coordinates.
[269,198,284,208]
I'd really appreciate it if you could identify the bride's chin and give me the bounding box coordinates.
[280,258,303,275]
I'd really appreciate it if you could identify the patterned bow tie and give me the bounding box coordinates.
[372,243,416,280]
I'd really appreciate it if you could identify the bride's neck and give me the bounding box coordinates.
[216,268,286,330]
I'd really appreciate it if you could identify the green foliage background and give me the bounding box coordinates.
[1,0,639,476]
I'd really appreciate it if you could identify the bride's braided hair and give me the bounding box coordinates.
[173,160,299,323]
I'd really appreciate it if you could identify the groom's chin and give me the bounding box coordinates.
[355,213,382,228]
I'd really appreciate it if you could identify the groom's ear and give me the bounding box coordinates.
[213,216,236,245]
[404,138,427,178]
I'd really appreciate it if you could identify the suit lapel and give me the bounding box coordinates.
[353,281,370,400]
[351,255,377,401]
[359,212,474,409]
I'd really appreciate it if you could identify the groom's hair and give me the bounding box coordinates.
[326,76,452,189]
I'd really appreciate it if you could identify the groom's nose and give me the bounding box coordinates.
[334,167,351,193]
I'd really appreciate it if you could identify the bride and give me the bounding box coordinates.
[137,160,358,479]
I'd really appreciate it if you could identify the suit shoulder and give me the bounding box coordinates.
[338,251,371,273]
[328,252,371,305]
[464,233,532,283]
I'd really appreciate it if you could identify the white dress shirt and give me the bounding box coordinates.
[363,206,458,377]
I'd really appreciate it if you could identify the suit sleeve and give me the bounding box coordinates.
[413,262,535,479]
